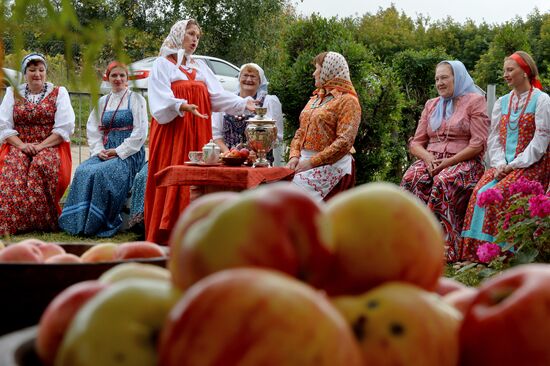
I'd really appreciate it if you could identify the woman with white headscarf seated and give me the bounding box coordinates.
[400,60,490,263]
[211,63,283,165]
[145,19,256,245]
[0,52,74,235]
[287,51,361,202]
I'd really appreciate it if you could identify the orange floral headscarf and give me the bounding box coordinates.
[315,52,357,99]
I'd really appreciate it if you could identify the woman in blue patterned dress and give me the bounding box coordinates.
[59,62,148,237]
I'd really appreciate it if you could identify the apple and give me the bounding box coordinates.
[56,279,181,366]
[158,268,364,366]
[99,262,171,284]
[239,148,250,159]
[45,253,82,264]
[80,243,117,263]
[434,276,468,296]
[0,243,44,263]
[459,264,550,366]
[442,286,479,316]
[169,182,334,291]
[169,191,240,288]
[36,280,108,366]
[332,282,462,366]
[321,182,445,295]
[114,241,166,260]
[37,243,66,260]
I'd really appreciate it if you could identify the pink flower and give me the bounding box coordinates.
[509,177,544,197]
[477,188,504,208]
[528,194,550,218]
[502,212,512,230]
[476,242,501,263]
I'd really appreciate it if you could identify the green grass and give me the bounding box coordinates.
[4,230,141,245]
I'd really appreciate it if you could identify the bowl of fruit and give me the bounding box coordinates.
[221,147,250,166]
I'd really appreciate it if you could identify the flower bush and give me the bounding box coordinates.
[476,177,550,265]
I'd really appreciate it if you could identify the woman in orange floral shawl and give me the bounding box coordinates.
[287,51,361,201]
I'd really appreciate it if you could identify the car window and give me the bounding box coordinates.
[208,60,239,78]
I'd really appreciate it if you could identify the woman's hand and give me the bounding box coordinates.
[98,149,118,161]
[245,98,257,112]
[494,165,513,181]
[286,156,299,170]
[181,103,208,119]
[19,143,38,156]
[429,158,452,176]
[295,159,313,174]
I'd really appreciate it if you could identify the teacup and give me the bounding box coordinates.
[188,151,203,163]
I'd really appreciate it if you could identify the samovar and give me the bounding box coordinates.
[245,107,277,168]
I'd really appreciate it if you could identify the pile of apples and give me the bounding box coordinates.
[33,182,550,365]
[0,240,166,264]
[222,146,250,159]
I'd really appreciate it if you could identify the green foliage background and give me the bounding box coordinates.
[1,0,549,185]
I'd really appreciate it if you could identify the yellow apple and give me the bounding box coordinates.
[99,262,171,284]
[333,282,461,366]
[56,279,181,366]
[322,182,445,295]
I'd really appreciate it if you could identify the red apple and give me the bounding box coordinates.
[169,182,335,291]
[459,264,550,366]
[114,241,166,260]
[158,268,364,366]
[442,286,479,316]
[239,148,250,159]
[434,277,468,296]
[333,282,462,366]
[321,182,445,295]
[36,280,108,365]
[45,253,82,264]
[0,243,44,263]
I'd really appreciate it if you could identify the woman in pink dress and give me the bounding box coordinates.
[401,60,490,262]
[0,53,75,235]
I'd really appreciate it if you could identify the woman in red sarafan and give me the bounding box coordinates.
[144,19,256,245]
[461,51,550,261]
[0,52,75,235]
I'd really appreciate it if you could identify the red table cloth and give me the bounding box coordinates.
[155,165,295,190]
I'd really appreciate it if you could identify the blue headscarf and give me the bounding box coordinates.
[430,60,481,131]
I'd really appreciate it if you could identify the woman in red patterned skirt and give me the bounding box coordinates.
[400,60,490,262]
[461,51,549,261]
[0,53,75,235]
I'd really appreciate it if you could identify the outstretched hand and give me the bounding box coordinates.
[181,103,208,119]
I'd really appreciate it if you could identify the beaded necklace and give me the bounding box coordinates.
[506,87,533,131]
[100,89,129,131]
[24,83,48,104]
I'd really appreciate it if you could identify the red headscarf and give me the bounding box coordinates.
[509,52,543,90]
[105,61,128,78]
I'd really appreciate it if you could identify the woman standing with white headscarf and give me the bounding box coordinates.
[400,60,490,262]
[145,19,255,244]
[287,51,361,201]
[212,63,283,163]
[0,52,75,235]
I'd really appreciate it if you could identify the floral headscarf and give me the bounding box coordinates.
[430,60,481,131]
[159,19,195,68]
[238,63,268,99]
[316,52,357,99]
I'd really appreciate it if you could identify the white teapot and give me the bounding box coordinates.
[202,139,221,165]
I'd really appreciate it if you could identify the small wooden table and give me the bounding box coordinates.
[155,164,295,200]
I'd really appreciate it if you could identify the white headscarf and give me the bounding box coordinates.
[159,19,195,69]
[21,52,48,74]
[238,63,268,99]
[319,52,351,85]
